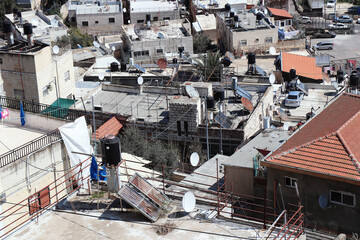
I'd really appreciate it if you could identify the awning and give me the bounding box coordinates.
[41,98,75,119]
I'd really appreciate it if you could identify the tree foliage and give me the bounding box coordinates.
[120,126,179,177]
[195,50,221,81]
[68,27,93,49]
[193,33,212,54]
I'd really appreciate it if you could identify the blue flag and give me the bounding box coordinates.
[20,101,25,126]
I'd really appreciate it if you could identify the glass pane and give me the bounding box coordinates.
[331,191,341,203]
[343,194,354,206]
[285,177,291,186]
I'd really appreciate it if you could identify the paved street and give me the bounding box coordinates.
[311,34,360,59]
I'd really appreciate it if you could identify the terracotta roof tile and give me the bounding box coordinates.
[267,8,293,19]
[281,52,323,80]
[264,93,360,183]
[93,116,123,140]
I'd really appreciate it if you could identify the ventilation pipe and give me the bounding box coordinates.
[24,23,34,47]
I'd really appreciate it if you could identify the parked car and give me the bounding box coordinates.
[284,91,304,107]
[299,16,312,24]
[357,18,360,24]
[314,30,336,38]
[333,15,353,23]
[328,23,351,30]
[314,41,334,50]
[327,0,336,8]
[347,6,360,15]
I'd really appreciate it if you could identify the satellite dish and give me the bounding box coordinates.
[111,46,116,51]
[157,58,168,69]
[182,191,196,212]
[137,76,144,85]
[190,152,199,167]
[93,41,100,48]
[319,194,328,209]
[269,47,276,55]
[269,74,275,84]
[123,8,127,13]
[241,97,254,111]
[52,45,59,55]
[98,72,105,81]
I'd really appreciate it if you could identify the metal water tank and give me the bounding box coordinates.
[350,72,360,87]
[206,97,215,108]
[17,11,22,18]
[337,70,344,83]
[173,58,178,64]
[3,21,12,34]
[234,15,239,22]
[101,135,121,166]
[248,52,256,65]
[13,8,18,15]
[222,57,231,67]
[214,90,225,101]
[232,77,238,90]
[23,23,33,35]
[230,11,235,18]
[263,117,270,129]
[225,3,231,11]
[146,14,151,21]
[110,62,119,72]
[290,68,297,80]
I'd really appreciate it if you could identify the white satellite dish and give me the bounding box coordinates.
[269,47,276,55]
[269,74,275,84]
[137,76,144,85]
[93,41,100,48]
[123,8,127,13]
[52,45,59,55]
[182,191,196,212]
[98,72,105,81]
[190,152,200,167]
[111,46,116,51]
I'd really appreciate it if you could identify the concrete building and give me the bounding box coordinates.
[192,14,217,43]
[216,9,278,55]
[262,93,360,234]
[5,10,68,45]
[267,8,293,28]
[127,0,180,25]
[121,19,193,63]
[68,0,123,34]
[0,40,75,104]
[16,0,41,10]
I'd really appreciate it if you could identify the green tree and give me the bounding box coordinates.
[68,27,93,49]
[120,126,147,157]
[193,33,212,54]
[195,50,221,81]
[0,0,16,30]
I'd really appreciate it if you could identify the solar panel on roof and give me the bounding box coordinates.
[296,80,309,96]
[185,85,200,98]
[134,63,146,73]
[256,65,267,77]
[214,112,233,129]
[235,86,252,100]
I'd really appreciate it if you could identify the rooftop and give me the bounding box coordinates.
[93,116,123,140]
[193,0,256,10]
[124,19,191,42]
[263,93,360,184]
[280,52,323,81]
[130,0,178,13]
[195,14,216,31]
[0,40,48,54]
[267,7,293,19]
[68,0,121,14]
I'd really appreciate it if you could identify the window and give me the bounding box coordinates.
[0,58,2,64]
[153,17,158,21]
[177,121,181,136]
[42,86,49,97]
[163,17,170,20]
[64,70,70,82]
[109,18,115,23]
[265,37,273,43]
[133,50,149,57]
[82,21,89,27]
[240,40,247,46]
[95,20,99,24]
[71,17,76,23]
[330,190,355,207]
[184,121,189,136]
[137,19,144,23]
[284,176,297,188]
[28,187,50,215]
[156,49,163,54]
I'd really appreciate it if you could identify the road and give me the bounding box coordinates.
[311,34,360,59]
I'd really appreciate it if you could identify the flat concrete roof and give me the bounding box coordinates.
[223,129,290,168]
[130,0,178,12]
[0,123,45,155]
[196,14,216,31]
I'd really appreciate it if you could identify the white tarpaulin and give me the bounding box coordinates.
[59,116,93,190]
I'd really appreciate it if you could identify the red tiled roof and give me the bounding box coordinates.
[267,7,293,19]
[93,116,123,140]
[263,93,360,184]
[281,52,323,81]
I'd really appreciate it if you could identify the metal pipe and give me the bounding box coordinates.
[205,96,210,160]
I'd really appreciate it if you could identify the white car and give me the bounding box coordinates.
[284,91,304,108]
[299,16,312,24]
[357,18,360,24]
[328,23,350,29]
[327,0,336,8]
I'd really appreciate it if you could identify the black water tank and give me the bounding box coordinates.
[222,57,231,67]
[17,11,22,18]
[3,21,12,34]
[290,68,297,80]
[234,15,239,22]
[230,11,235,18]
[101,135,121,166]
[146,14,151,21]
[178,46,184,53]
[13,8,18,14]
[225,3,231,11]
[256,12,263,21]
[248,52,256,65]
[23,23,33,35]
[173,58,178,64]
[337,70,344,83]
[214,90,225,101]
[110,62,119,72]
[206,97,215,108]
[121,62,127,72]
[350,73,360,87]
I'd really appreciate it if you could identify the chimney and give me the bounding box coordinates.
[24,23,34,47]
[3,21,14,46]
